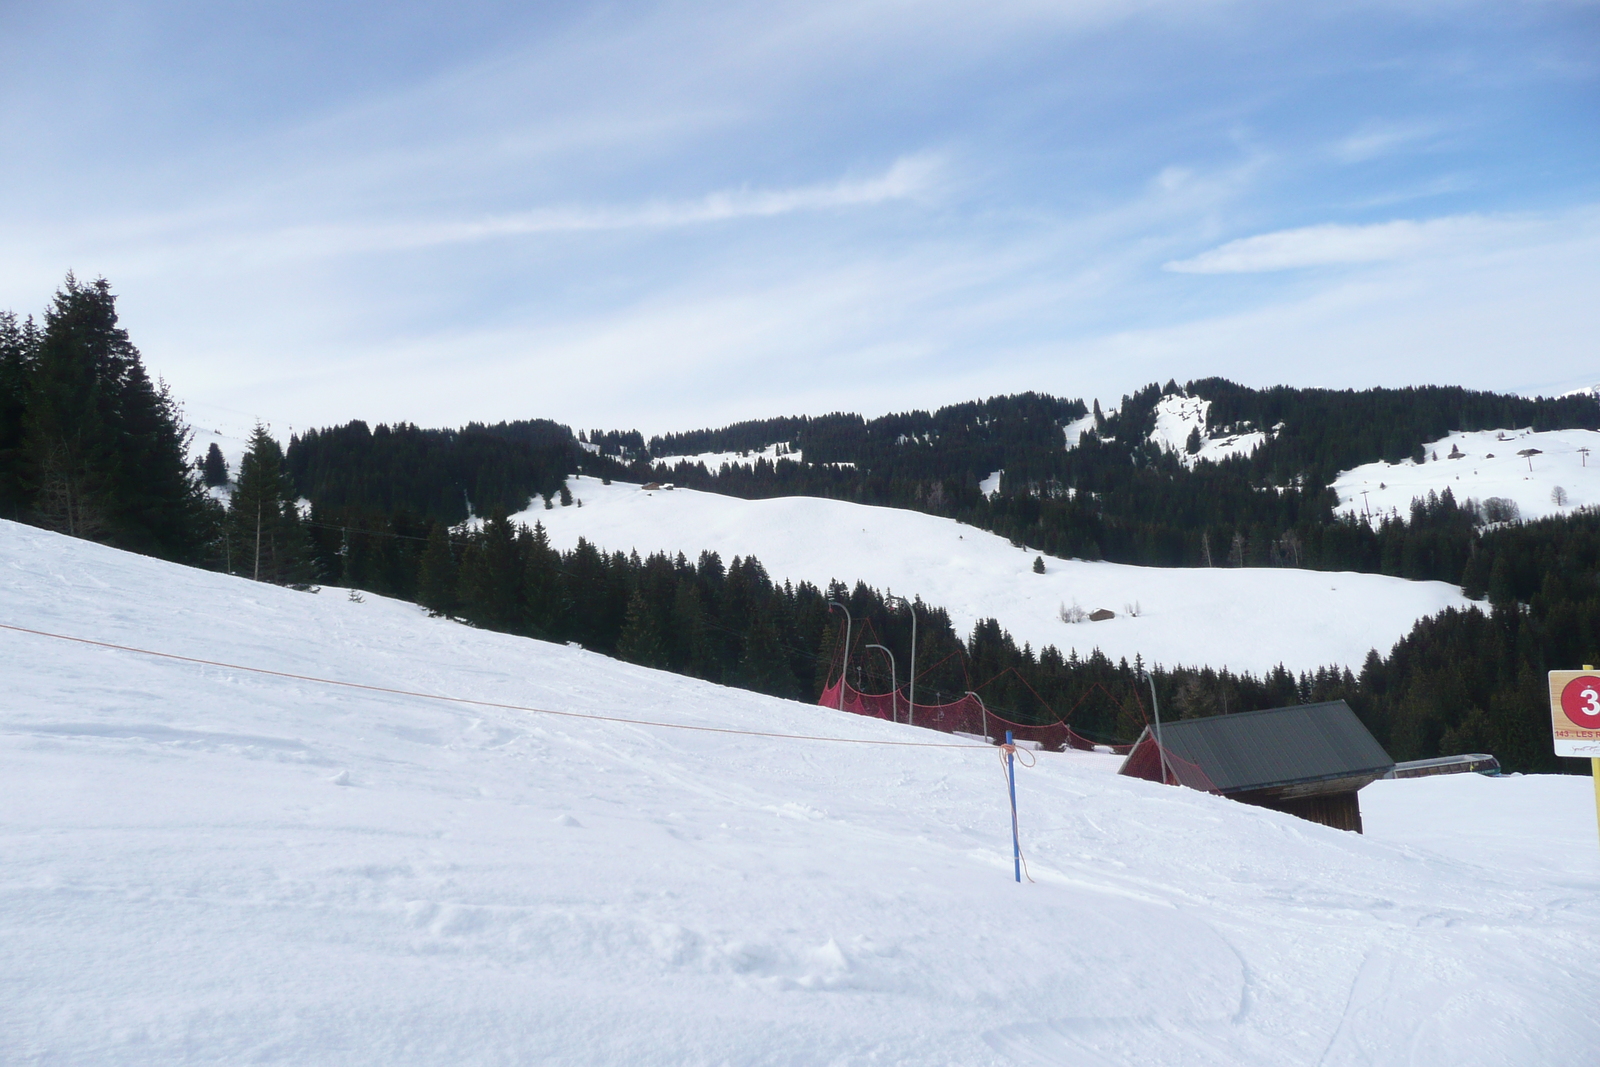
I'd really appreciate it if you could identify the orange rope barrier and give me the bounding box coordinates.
[0,622,989,750]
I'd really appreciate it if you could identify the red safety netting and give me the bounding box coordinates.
[818,677,1107,753]
[1116,730,1218,791]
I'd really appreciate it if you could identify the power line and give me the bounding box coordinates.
[0,622,987,750]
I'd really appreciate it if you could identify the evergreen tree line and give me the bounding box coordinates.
[1191,376,1598,486]
[268,381,1598,590]
[637,394,1089,485]
[285,418,579,526]
[0,275,214,561]
[595,381,1595,584]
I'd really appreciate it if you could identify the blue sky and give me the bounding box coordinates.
[2,0,1596,436]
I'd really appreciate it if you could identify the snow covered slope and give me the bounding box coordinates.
[654,441,799,470]
[1062,411,1097,449]
[524,477,1470,673]
[1148,394,1269,469]
[3,521,1598,1066]
[1333,427,1600,523]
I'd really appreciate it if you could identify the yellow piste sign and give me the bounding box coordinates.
[1550,670,1600,757]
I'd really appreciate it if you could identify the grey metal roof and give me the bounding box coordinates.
[1149,700,1393,793]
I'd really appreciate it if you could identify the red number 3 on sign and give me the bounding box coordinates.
[1561,676,1600,728]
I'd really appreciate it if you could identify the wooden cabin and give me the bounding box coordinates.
[1118,700,1394,832]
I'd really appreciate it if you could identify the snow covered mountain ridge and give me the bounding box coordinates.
[523,475,1469,675]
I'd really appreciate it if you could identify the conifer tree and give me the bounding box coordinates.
[0,311,39,517]
[228,424,307,583]
[416,522,458,616]
[1486,555,1515,610]
[21,281,121,540]
[523,521,564,637]
[617,589,668,668]
[670,580,714,678]
[457,508,524,631]
[339,523,373,592]
[561,538,610,647]
[17,275,208,558]
[813,619,839,697]
[202,443,229,487]
[735,606,798,699]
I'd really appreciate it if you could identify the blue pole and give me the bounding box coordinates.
[1006,730,1020,883]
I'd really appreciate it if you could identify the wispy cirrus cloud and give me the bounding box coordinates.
[7,154,947,273]
[1330,121,1443,164]
[396,154,938,241]
[1162,215,1521,274]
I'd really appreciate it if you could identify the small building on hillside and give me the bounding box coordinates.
[1383,753,1499,779]
[1118,700,1394,832]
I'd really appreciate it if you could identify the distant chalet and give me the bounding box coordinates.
[1118,700,1394,833]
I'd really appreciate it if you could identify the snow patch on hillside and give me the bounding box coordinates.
[518,477,1470,673]
[655,441,799,470]
[1062,412,1097,449]
[652,443,857,473]
[185,404,260,504]
[2,521,1597,1065]
[1333,427,1600,524]
[980,469,1003,497]
[1148,394,1268,468]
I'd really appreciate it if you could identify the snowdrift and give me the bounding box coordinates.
[519,477,1470,674]
[3,520,1598,1065]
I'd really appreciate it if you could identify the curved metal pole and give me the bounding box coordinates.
[865,643,896,722]
[827,600,852,712]
[887,595,916,728]
[1149,675,1172,786]
[966,690,990,744]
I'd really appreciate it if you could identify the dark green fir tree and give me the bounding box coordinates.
[228,424,308,583]
[617,589,668,668]
[18,275,209,558]
[202,442,229,487]
[457,508,524,632]
[416,522,458,616]
[735,605,798,699]
[0,310,39,517]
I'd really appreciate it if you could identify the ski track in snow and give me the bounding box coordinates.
[2,520,1597,1065]
[524,477,1469,674]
